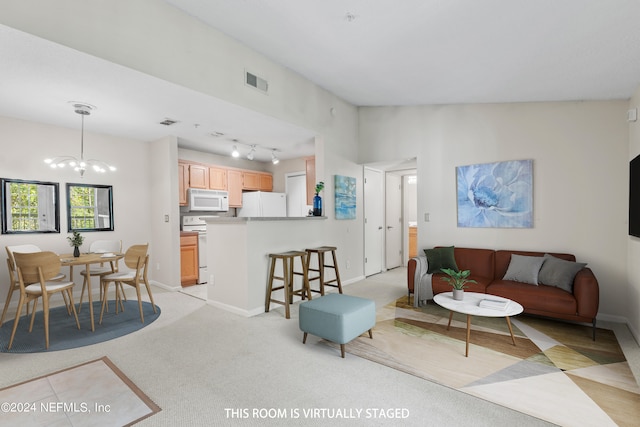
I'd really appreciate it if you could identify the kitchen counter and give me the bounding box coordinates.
[203,216,327,316]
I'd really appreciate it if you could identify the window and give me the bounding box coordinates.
[1,178,60,234]
[66,183,114,232]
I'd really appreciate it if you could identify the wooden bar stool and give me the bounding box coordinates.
[265,251,312,319]
[305,246,343,296]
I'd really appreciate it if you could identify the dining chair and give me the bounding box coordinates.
[99,244,157,324]
[78,239,123,312]
[2,245,67,328]
[9,251,81,350]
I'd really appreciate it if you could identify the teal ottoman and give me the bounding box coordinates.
[299,293,375,358]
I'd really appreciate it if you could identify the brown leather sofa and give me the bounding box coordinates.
[408,247,600,339]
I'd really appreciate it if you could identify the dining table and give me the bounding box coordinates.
[60,252,124,332]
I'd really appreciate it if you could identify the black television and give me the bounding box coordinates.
[630,154,640,237]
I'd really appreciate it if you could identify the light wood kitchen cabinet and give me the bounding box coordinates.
[242,171,260,190]
[189,164,209,189]
[409,226,417,258]
[227,169,243,207]
[178,161,189,206]
[305,156,316,205]
[177,159,273,207]
[208,166,227,190]
[259,173,273,191]
[180,232,199,286]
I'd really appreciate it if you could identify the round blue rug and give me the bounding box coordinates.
[0,300,160,353]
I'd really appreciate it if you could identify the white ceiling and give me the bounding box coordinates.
[166,0,640,105]
[1,1,640,166]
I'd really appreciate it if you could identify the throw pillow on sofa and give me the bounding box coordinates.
[424,246,458,274]
[503,254,546,285]
[538,254,586,293]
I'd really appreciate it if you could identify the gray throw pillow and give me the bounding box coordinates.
[502,254,546,285]
[538,254,586,293]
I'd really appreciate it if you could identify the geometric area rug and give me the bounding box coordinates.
[328,296,640,427]
[0,356,161,426]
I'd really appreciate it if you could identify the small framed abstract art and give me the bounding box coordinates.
[334,175,356,220]
[456,159,533,228]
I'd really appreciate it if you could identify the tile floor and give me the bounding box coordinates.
[0,358,158,427]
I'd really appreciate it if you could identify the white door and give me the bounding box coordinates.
[285,172,308,217]
[385,173,402,269]
[364,167,384,276]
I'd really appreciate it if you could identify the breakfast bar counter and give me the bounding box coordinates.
[204,216,327,316]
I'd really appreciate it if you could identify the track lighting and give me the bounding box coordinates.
[271,150,279,165]
[247,145,256,161]
[231,145,240,158]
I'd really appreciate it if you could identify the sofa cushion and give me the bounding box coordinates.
[424,246,458,274]
[538,254,586,293]
[502,254,546,285]
[488,280,577,315]
[449,247,496,279]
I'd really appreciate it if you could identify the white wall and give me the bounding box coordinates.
[0,116,151,300]
[359,101,629,321]
[628,88,640,339]
[0,1,364,286]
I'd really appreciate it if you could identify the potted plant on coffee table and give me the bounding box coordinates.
[440,268,477,301]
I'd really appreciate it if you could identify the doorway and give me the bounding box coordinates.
[362,158,417,276]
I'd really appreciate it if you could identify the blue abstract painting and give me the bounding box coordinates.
[456,159,533,228]
[335,175,356,220]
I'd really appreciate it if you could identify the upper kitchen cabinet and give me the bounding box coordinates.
[178,159,273,207]
[242,171,260,190]
[228,169,243,207]
[242,171,273,191]
[189,163,209,189]
[260,173,273,191]
[209,167,227,190]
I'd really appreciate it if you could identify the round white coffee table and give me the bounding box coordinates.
[433,291,524,357]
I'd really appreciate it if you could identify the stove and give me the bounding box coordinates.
[181,216,218,284]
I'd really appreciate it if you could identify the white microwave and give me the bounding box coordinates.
[187,188,229,212]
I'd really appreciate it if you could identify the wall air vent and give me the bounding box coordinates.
[245,70,268,93]
[159,118,179,126]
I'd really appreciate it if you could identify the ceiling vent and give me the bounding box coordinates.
[159,118,179,126]
[245,70,268,93]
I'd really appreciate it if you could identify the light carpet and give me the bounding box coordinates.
[326,296,640,427]
[0,356,160,426]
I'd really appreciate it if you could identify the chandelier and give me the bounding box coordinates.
[44,103,116,177]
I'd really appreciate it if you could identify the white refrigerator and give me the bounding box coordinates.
[237,192,287,217]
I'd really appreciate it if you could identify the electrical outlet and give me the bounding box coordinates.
[346,260,351,269]
[209,274,214,285]
[164,214,169,222]
[156,262,160,271]
[424,212,430,222]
